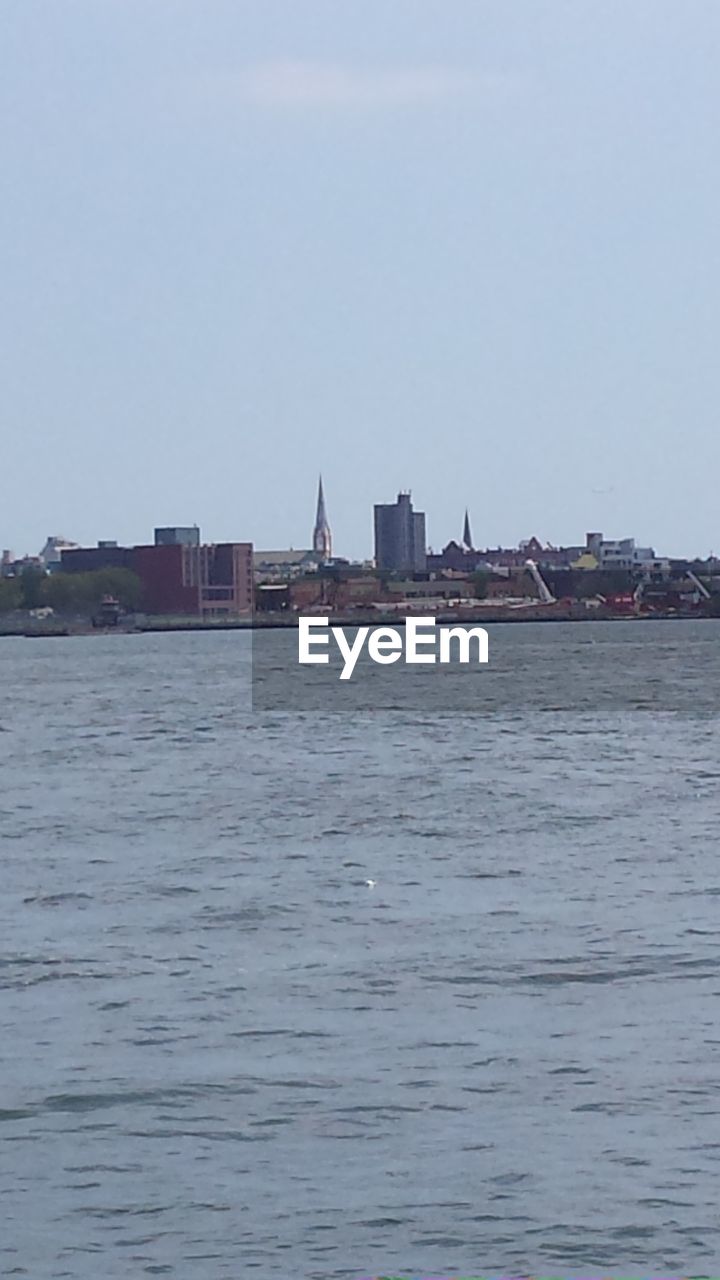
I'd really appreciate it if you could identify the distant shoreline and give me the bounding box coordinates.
[2,608,718,638]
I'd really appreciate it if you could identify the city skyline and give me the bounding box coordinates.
[5,496,690,565]
[2,1,720,560]
[2,468,715,563]
[4,469,717,571]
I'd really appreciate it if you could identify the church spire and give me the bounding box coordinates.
[313,474,332,560]
[462,508,473,551]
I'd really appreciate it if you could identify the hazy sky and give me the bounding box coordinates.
[2,1,719,559]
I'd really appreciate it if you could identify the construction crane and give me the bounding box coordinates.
[525,559,556,605]
[686,569,711,601]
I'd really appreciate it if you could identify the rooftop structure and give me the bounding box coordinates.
[154,525,200,547]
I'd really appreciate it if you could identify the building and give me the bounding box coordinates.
[60,543,133,573]
[154,526,200,547]
[427,535,577,575]
[374,491,427,572]
[253,549,320,582]
[39,536,80,572]
[427,541,487,573]
[62,536,254,617]
[585,532,656,570]
[312,476,332,560]
[1,551,45,578]
[133,542,253,617]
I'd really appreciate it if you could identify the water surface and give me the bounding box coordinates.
[2,622,720,1278]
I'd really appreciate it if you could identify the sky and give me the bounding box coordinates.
[1,0,719,560]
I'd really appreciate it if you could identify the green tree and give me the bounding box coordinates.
[0,578,21,613]
[43,569,142,614]
[471,570,489,600]
[43,573,84,612]
[92,569,141,609]
[20,567,45,609]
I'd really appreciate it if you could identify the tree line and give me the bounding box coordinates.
[0,568,142,614]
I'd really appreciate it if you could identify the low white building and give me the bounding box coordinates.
[39,536,80,572]
[585,533,656,571]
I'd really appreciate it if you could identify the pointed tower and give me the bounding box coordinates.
[462,508,474,552]
[313,475,332,560]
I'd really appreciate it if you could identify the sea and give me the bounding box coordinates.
[2,619,720,1279]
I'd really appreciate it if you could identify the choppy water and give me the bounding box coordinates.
[2,620,720,1279]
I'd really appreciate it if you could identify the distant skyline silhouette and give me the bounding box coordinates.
[2,0,719,559]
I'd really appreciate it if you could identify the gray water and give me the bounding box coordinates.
[2,621,720,1279]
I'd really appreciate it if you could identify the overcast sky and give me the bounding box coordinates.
[2,1,719,559]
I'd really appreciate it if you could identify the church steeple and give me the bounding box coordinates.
[462,508,473,552]
[313,474,332,560]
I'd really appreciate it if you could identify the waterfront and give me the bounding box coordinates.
[2,621,720,1278]
[0,604,713,641]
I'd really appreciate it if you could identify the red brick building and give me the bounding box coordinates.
[133,542,254,617]
[62,541,254,618]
